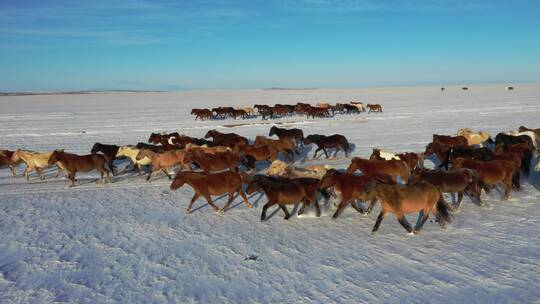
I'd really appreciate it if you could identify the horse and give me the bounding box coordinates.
[254,104,272,114]
[170,171,252,214]
[456,128,494,146]
[318,169,393,218]
[495,133,534,150]
[237,106,256,116]
[0,150,22,176]
[246,175,322,220]
[230,109,248,120]
[504,130,539,148]
[347,157,409,183]
[90,143,118,175]
[170,135,213,147]
[48,150,110,187]
[148,132,181,145]
[271,105,290,118]
[258,108,274,120]
[369,148,400,161]
[294,103,311,115]
[254,136,296,161]
[191,109,214,120]
[494,143,532,177]
[342,104,360,114]
[366,104,382,113]
[136,142,167,153]
[11,149,56,180]
[518,126,540,139]
[451,158,517,200]
[306,106,331,119]
[136,148,190,181]
[432,134,468,147]
[424,142,452,170]
[410,168,481,210]
[204,130,248,148]
[349,102,365,112]
[183,143,231,155]
[266,160,331,179]
[116,146,151,174]
[269,126,304,146]
[184,150,240,174]
[304,134,350,159]
[364,181,452,234]
[233,142,279,164]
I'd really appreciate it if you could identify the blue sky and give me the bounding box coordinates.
[0,0,539,91]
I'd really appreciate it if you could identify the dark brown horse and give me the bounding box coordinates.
[269,126,304,146]
[410,168,481,210]
[364,181,452,234]
[90,143,119,175]
[494,143,532,177]
[347,157,409,183]
[48,150,110,187]
[318,169,393,218]
[306,106,331,118]
[451,158,517,200]
[204,129,248,148]
[185,150,240,173]
[170,171,252,214]
[191,109,214,120]
[254,136,296,161]
[0,150,21,176]
[246,175,322,220]
[304,134,350,158]
[495,133,534,149]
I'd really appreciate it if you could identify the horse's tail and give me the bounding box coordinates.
[341,137,351,153]
[435,193,453,223]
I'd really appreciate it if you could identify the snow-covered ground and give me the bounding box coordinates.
[1,84,540,303]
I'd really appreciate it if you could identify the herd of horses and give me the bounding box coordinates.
[1,123,540,235]
[191,101,383,120]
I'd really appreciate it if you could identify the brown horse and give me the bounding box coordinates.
[494,143,532,176]
[204,129,248,148]
[230,109,248,120]
[254,136,296,161]
[185,150,240,173]
[304,134,350,158]
[432,134,468,147]
[136,148,190,181]
[148,132,181,145]
[48,150,110,187]
[318,169,393,218]
[451,158,517,200]
[347,157,409,183]
[424,142,452,170]
[410,168,481,210]
[0,150,21,176]
[370,149,420,172]
[233,142,278,163]
[170,171,252,214]
[246,175,322,220]
[306,106,331,118]
[191,109,214,120]
[269,126,304,146]
[364,181,452,234]
[367,104,383,113]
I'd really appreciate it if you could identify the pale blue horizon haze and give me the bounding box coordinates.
[1,0,539,92]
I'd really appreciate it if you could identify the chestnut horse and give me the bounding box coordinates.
[136,148,190,181]
[410,168,481,210]
[306,106,331,118]
[48,150,110,187]
[0,150,22,176]
[204,129,248,148]
[451,158,517,200]
[246,175,323,220]
[170,171,252,214]
[233,142,279,163]
[191,109,214,120]
[185,150,240,173]
[254,136,296,161]
[432,134,468,147]
[318,169,393,218]
[347,157,409,183]
[269,126,304,146]
[364,181,452,234]
[494,143,532,177]
[366,104,382,113]
[304,134,350,158]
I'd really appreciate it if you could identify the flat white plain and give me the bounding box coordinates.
[1,84,539,303]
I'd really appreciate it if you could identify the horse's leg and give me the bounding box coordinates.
[186,193,201,214]
[332,198,348,219]
[456,192,463,209]
[414,209,430,234]
[502,177,512,200]
[260,201,274,221]
[238,188,253,208]
[312,148,320,159]
[279,204,291,220]
[351,200,366,214]
[396,213,413,234]
[372,211,386,234]
[9,165,17,177]
[203,193,220,212]
[36,167,45,180]
[146,170,154,181]
[220,192,235,213]
[297,199,308,215]
[366,198,377,214]
[312,197,321,217]
[161,167,172,180]
[23,166,31,180]
[68,171,76,187]
[323,148,329,159]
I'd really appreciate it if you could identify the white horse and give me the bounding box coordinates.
[116,146,152,173]
[504,130,539,148]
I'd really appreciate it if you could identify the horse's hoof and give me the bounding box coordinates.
[186,210,192,214]
[247,204,253,209]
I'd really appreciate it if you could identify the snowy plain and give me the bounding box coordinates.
[1,84,540,303]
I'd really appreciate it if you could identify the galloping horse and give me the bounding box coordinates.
[191,109,214,120]
[185,150,240,173]
[170,171,252,214]
[269,126,304,146]
[364,181,452,234]
[136,148,190,181]
[116,146,151,174]
[304,134,350,158]
[11,149,56,180]
[90,142,119,175]
[366,104,383,113]
[204,130,248,148]
[254,136,296,161]
[0,150,22,176]
[347,157,409,183]
[48,150,110,187]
